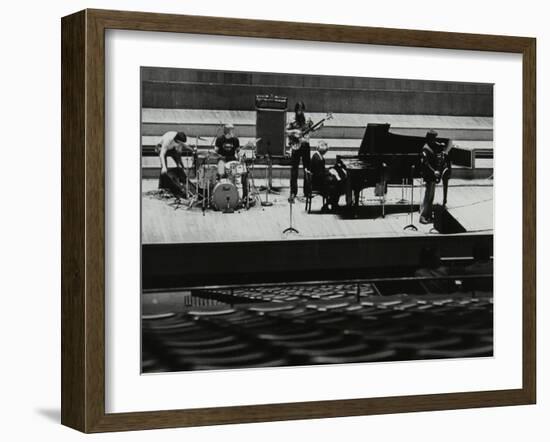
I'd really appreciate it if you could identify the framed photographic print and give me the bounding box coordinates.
[61,9,536,433]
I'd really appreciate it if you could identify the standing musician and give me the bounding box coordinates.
[309,141,351,212]
[214,123,249,201]
[157,130,195,198]
[420,129,451,224]
[286,101,323,200]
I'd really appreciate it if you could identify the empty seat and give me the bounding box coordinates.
[142,280,493,373]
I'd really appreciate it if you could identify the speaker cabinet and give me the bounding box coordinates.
[433,205,466,234]
[256,103,287,158]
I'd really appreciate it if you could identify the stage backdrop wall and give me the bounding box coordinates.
[142,68,494,116]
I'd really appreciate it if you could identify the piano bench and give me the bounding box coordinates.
[305,190,327,214]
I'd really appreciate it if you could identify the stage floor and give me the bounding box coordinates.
[142,178,493,245]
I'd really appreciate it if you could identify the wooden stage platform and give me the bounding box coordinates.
[141,177,493,288]
[142,179,493,245]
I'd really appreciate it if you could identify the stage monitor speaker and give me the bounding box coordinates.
[433,205,466,234]
[256,107,287,158]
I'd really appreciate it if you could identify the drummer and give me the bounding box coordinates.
[215,123,248,201]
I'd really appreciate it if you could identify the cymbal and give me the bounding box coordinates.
[242,137,262,149]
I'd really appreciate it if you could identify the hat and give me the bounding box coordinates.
[174,131,187,143]
[426,129,438,139]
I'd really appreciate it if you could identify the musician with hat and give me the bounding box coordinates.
[420,129,451,224]
[156,130,195,198]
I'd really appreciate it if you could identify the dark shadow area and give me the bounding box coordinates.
[35,408,60,423]
[335,203,420,219]
[142,234,492,289]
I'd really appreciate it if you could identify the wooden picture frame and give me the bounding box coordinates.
[61,8,536,433]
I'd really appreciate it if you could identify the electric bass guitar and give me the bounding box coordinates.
[287,112,333,151]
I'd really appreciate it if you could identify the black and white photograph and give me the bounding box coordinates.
[2,0,546,437]
[141,66,494,373]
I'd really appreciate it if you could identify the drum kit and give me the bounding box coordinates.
[184,137,262,214]
[177,135,300,236]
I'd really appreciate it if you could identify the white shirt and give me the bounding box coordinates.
[157,131,181,152]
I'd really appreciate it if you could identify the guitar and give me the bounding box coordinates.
[287,112,333,151]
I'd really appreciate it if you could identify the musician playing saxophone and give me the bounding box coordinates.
[420,129,451,224]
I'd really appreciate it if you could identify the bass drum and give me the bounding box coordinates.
[211,180,240,211]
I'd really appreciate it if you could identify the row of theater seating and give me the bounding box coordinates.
[142,279,493,373]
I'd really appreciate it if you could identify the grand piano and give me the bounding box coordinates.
[336,123,452,211]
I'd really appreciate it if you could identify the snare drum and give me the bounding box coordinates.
[225,160,240,176]
[225,160,246,186]
[235,163,246,175]
[211,180,240,211]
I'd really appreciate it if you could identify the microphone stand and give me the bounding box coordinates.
[404,165,418,231]
[261,154,274,207]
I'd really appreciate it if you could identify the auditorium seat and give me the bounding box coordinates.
[418,345,493,359]
[142,278,493,372]
[312,349,397,364]
[176,349,289,370]
[188,306,236,316]
[248,302,298,313]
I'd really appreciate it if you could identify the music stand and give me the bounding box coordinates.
[283,196,299,234]
[404,165,418,231]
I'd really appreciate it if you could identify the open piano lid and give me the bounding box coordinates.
[358,123,438,156]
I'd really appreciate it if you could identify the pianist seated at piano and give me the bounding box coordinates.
[309,141,351,212]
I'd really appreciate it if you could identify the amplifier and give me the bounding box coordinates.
[449,146,474,169]
[256,108,287,157]
[255,94,288,110]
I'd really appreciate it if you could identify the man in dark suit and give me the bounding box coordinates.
[309,141,350,212]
